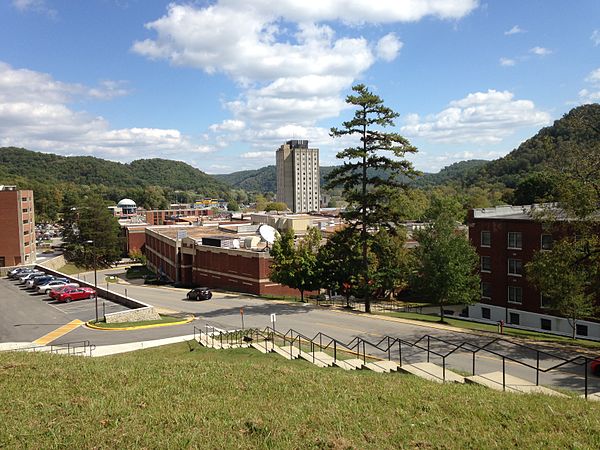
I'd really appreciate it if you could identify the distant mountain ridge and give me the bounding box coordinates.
[215,103,600,192]
[0,147,229,195]
[1,103,597,198]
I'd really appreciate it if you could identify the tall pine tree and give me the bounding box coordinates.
[326,84,418,312]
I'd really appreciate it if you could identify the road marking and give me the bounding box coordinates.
[33,319,84,346]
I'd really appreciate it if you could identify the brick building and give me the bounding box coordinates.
[467,205,600,339]
[144,225,310,296]
[144,208,213,225]
[0,186,36,267]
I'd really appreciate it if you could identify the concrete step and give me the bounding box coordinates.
[334,358,364,370]
[465,371,567,397]
[250,342,271,354]
[399,362,465,384]
[364,360,399,373]
[272,345,301,360]
[581,392,600,401]
[299,351,334,368]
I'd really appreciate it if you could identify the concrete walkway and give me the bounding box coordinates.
[90,334,196,357]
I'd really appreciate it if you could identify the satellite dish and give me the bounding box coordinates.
[259,224,279,245]
[232,239,240,249]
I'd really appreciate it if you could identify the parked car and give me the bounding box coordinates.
[25,275,55,289]
[55,287,96,303]
[18,271,45,283]
[8,267,35,279]
[186,287,212,301]
[592,358,600,376]
[49,285,80,299]
[37,280,79,295]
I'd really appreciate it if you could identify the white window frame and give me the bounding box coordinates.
[540,293,551,309]
[507,258,522,277]
[507,285,522,304]
[480,256,491,273]
[481,282,492,299]
[507,232,522,250]
[540,234,553,251]
[480,230,491,248]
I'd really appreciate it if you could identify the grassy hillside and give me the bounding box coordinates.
[1,343,599,449]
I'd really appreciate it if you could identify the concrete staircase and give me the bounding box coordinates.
[194,332,580,398]
[399,362,465,384]
[465,372,567,397]
[582,392,600,401]
[364,360,400,373]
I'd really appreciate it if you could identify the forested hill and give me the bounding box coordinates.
[470,103,600,187]
[214,165,337,193]
[0,147,229,194]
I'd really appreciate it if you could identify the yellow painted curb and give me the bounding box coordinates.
[85,315,194,331]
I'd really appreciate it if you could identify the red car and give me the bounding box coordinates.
[48,285,79,299]
[55,287,96,303]
[592,358,600,376]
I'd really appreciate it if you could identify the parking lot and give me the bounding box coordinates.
[0,274,131,343]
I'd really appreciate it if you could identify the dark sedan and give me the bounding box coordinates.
[186,287,212,301]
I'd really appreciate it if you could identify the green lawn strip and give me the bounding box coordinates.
[1,343,599,449]
[376,311,600,349]
[125,265,154,280]
[89,315,185,329]
[56,263,87,275]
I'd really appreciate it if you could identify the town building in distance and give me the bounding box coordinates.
[276,140,320,213]
[0,185,36,267]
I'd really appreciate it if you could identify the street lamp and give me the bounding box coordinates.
[86,240,98,323]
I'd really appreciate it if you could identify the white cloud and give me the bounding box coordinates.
[240,151,275,159]
[585,68,600,84]
[0,62,202,161]
[530,46,552,56]
[401,90,551,144]
[591,30,600,47]
[504,25,524,35]
[499,57,516,67]
[376,33,403,62]
[209,120,246,132]
[133,1,478,167]
[12,0,56,17]
[87,80,131,100]
[579,67,600,103]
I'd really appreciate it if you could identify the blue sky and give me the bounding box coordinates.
[1,0,599,174]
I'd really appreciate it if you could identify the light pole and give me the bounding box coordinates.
[86,240,98,323]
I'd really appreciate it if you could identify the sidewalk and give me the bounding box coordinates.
[90,334,196,357]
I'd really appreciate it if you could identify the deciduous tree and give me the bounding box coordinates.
[411,206,479,323]
[270,227,322,302]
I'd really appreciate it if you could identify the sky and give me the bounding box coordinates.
[0,0,599,174]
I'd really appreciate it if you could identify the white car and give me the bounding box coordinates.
[37,280,79,295]
[18,272,45,283]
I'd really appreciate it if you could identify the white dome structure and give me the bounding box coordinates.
[117,198,137,207]
[117,198,137,215]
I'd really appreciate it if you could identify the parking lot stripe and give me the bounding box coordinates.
[33,319,84,346]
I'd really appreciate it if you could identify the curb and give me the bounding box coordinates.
[85,315,194,331]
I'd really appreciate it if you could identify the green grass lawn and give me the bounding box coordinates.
[125,264,154,280]
[1,343,599,449]
[90,315,187,329]
[56,263,89,275]
[377,311,600,349]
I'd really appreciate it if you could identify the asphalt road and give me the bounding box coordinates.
[1,270,599,394]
